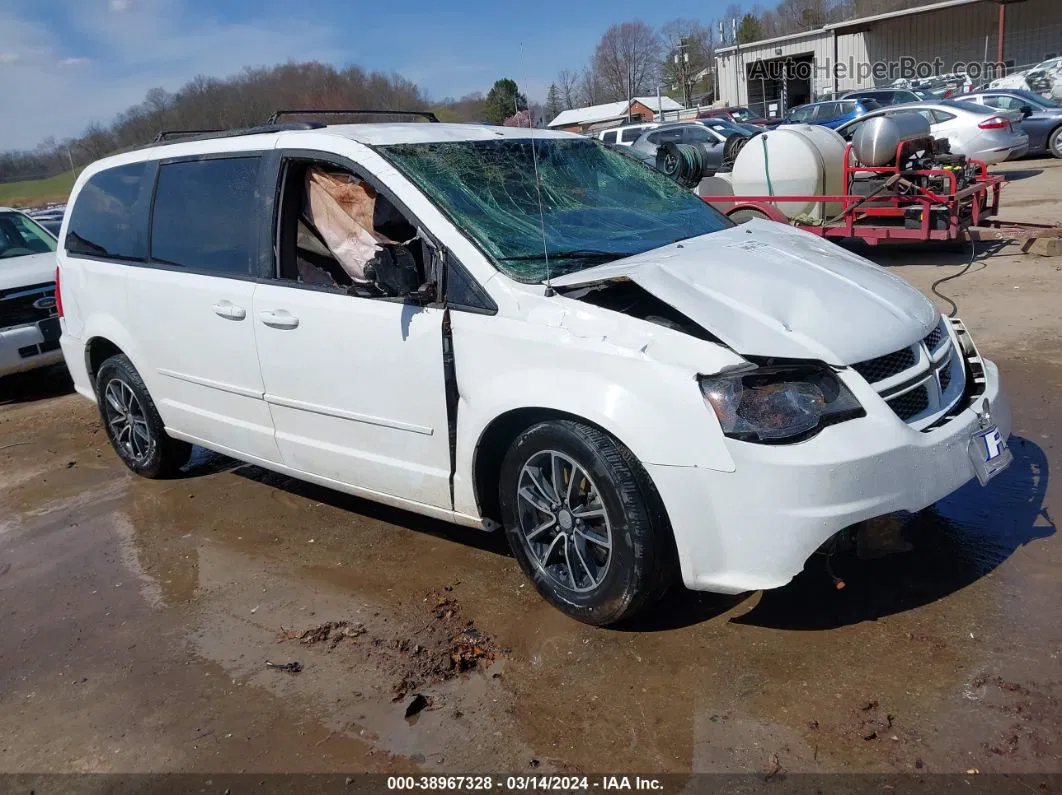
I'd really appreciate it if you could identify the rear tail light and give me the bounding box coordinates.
[55,266,64,318]
[978,116,1011,130]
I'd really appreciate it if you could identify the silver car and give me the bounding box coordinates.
[835,100,1029,164]
[628,122,754,175]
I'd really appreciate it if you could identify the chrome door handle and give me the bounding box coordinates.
[258,310,299,329]
[212,301,246,320]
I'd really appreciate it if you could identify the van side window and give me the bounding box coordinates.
[601,131,618,144]
[274,159,427,299]
[66,162,149,260]
[150,157,260,276]
[620,127,643,143]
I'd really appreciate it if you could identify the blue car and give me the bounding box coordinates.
[781,98,882,129]
[957,90,1062,158]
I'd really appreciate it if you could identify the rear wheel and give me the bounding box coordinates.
[1049,127,1062,159]
[728,207,772,225]
[498,420,675,626]
[96,354,192,478]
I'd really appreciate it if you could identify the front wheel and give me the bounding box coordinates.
[96,354,192,478]
[498,420,675,626]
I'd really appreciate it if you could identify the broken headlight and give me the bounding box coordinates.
[699,365,864,444]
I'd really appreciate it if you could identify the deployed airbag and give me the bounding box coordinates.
[305,167,381,283]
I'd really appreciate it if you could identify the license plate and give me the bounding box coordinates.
[38,317,60,343]
[967,425,1012,486]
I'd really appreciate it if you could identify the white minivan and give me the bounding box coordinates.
[56,117,1012,625]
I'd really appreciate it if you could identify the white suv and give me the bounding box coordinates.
[1,208,62,378]
[56,118,1012,625]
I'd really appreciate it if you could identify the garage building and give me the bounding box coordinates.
[714,0,1061,118]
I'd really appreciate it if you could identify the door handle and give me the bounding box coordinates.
[212,301,246,320]
[258,310,300,330]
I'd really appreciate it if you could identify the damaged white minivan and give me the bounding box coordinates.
[56,117,1012,625]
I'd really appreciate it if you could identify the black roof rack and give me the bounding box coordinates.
[267,109,440,124]
[141,121,325,150]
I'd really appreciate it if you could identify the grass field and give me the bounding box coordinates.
[0,171,77,208]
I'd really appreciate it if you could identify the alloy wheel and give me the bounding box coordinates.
[103,378,153,463]
[516,450,613,593]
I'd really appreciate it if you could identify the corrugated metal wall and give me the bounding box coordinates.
[716,0,1062,108]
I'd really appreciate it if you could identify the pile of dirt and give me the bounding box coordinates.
[276,588,502,699]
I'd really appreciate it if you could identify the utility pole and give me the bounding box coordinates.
[732,18,740,108]
[627,63,633,122]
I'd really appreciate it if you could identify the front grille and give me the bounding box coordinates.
[887,385,930,420]
[852,347,916,383]
[939,361,952,392]
[923,325,944,351]
[0,282,55,328]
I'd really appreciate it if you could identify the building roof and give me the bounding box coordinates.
[547,97,684,129]
[716,0,984,54]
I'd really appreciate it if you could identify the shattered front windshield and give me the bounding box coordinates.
[380,137,730,282]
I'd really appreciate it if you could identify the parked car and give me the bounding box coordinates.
[835,100,1029,164]
[957,90,1062,158]
[595,122,660,146]
[57,120,1012,625]
[0,208,62,378]
[781,98,881,129]
[697,106,775,126]
[628,122,755,175]
[843,88,923,106]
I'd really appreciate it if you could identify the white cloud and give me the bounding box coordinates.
[109,0,133,12]
[0,3,349,150]
[0,52,20,64]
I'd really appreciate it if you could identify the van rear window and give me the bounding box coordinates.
[149,157,261,276]
[65,162,149,260]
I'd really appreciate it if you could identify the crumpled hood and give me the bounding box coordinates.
[548,220,938,365]
[0,251,57,293]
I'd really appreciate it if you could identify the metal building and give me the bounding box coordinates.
[714,0,1061,117]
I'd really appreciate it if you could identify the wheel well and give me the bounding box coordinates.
[471,408,662,525]
[85,338,125,385]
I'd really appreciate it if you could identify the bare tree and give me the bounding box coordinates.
[592,21,662,103]
[557,69,579,109]
[579,66,604,106]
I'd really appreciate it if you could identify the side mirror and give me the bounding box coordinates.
[1021,104,1034,117]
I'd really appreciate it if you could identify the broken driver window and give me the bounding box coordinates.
[275,160,426,298]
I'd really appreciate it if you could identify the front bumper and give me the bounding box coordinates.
[647,358,1010,595]
[0,322,65,378]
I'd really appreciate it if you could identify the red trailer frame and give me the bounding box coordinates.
[702,141,1061,250]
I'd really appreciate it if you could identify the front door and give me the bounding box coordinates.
[250,152,452,509]
[252,284,453,509]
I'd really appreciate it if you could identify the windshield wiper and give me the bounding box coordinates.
[498,250,635,262]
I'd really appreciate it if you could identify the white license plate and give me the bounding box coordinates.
[967,425,1012,486]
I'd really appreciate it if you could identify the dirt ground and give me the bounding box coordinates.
[1,159,1060,777]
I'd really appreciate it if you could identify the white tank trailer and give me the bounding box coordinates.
[729,125,847,221]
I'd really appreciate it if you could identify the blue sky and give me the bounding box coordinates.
[0,0,735,151]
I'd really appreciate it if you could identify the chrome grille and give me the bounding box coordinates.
[852,347,916,383]
[0,282,56,329]
[887,386,930,420]
[923,325,944,351]
[849,318,966,429]
[939,361,952,392]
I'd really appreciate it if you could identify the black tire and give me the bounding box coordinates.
[498,420,676,626]
[96,354,192,478]
[728,208,771,225]
[1049,127,1062,159]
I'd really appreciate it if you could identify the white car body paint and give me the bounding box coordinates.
[0,212,63,378]
[58,123,1011,595]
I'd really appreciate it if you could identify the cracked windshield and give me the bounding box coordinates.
[382,137,730,282]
